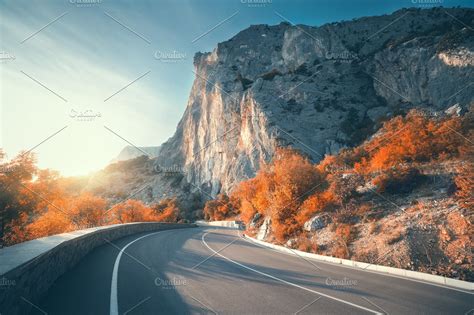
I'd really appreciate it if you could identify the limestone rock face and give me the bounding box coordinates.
[250,213,262,228]
[257,217,272,241]
[117,8,474,207]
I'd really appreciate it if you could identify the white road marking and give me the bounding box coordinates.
[240,232,474,295]
[201,232,382,315]
[109,230,173,315]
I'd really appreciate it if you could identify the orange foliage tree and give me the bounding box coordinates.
[297,190,335,225]
[354,110,463,173]
[0,149,185,246]
[1,151,38,245]
[225,149,327,241]
[231,165,274,223]
[109,199,158,224]
[69,193,107,228]
[203,194,239,221]
[25,208,74,240]
[153,198,180,222]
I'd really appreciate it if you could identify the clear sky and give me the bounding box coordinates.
[1,0,472,176]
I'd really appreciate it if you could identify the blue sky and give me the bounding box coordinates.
[1,0,472,175]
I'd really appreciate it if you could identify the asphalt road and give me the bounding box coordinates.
[37,227,473,315]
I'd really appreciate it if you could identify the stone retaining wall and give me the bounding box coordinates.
[0,222,196,315]
[195,220,242,228]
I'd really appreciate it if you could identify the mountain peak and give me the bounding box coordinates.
[106,7,474,208]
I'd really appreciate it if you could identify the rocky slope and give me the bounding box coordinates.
[99,7,474,210]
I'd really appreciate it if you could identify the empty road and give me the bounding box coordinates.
[37,227,473,314]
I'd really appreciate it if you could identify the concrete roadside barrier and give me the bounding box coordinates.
[195,220,243,229]
[0,222,196,315]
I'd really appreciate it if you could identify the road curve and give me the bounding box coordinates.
[37,227,473,315]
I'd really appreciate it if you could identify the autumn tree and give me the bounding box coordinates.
[231,165,274,223]
[296,190,335,225]
[354,110,464,174]
[203,194,239,221]
[153,198,180,222]
[332,223,355,258]
[0,151,38,246]
[69,193,107,228]
[25,208,74,240]
[203,199,220,221]
[230,180,258,223]
[266,149,326,241]
[110,199,157,224]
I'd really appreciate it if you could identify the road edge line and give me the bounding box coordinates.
[243,234,474,294]
[201,232,382,315]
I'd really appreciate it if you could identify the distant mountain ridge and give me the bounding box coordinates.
[112,146,161,162]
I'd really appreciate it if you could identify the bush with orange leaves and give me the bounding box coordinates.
[153,198,180,222]
[110,198,180,224]
[295,233,318,253]
[332,223,357,258]
[13,197,179,244]
[4,193,108,243]
[110,199,159,224]
[269,149,326,241]
[25,209,75,240]
[202,149,327,241]
[203,194,239,221]
[230,149,327,241]
[0,149,184,246]
[354,110,464,174]
[231,165,275,223]
[296,190,335,225]
[69,193,108,227]
[197,108,473,258]
[26,193,108,239]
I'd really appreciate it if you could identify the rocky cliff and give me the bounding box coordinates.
[96,7,473,210]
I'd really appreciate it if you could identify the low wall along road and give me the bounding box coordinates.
[0,222,196,315]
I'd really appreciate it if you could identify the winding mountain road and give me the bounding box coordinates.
[37,227,473,315]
